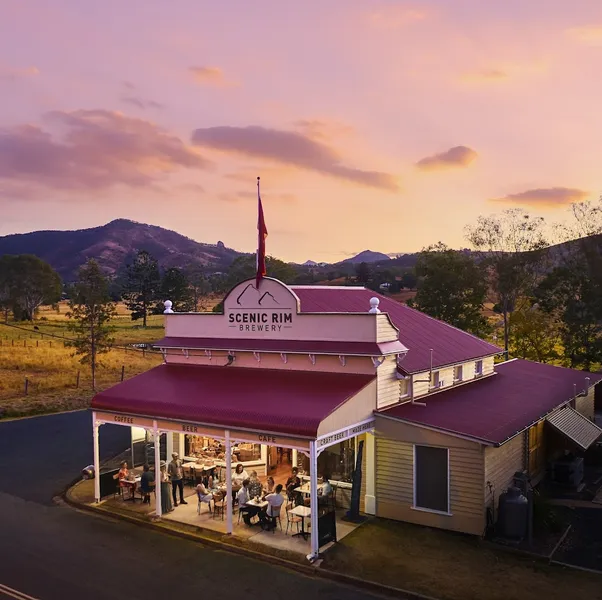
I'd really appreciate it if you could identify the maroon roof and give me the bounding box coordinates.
[379,359,602,445]
[92,364,375,438]
[153,336,407,356]
[291,286,501,373]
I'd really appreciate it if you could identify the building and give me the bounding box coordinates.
[91,277,602,559]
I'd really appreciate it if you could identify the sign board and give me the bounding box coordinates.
[156,420,225,439]
[96,411,154,429]
[224,278,298,336]
[317,420,375,450]
[230,430,311,452]
[318,510,337,547]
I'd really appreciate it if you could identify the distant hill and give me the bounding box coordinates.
[0,219,245,282]
[339,250,392,265]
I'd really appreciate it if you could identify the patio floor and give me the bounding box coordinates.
[94,483,361,556]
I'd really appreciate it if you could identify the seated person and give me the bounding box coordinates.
[113,461,130,497]
[318,475,333,507]
[248,471,263,500]
[196,481,214,512]
[285,467,302,504]
[265,476,275,494]
[140,464,155,504]
[238,479,260,525]
[260,484,285,530]
[199,467,214,490]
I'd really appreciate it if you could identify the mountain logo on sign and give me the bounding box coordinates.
[235,283,280,307]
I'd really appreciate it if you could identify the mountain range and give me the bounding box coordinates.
[0,219,403,281]
[0,219,245,281]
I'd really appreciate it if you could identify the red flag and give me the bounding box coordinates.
[256,177,268,288]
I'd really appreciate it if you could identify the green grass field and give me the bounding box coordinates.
[0,301,167,419]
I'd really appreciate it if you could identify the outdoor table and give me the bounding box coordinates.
[120,476,141,502]
[245,498,268,509]
[289,505,311,539]
[293,483,325,495]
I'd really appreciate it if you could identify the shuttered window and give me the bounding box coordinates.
[414,445,449,513]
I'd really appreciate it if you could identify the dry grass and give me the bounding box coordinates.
[322,519,602,600]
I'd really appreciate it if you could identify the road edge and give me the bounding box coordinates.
[61,488,439,600]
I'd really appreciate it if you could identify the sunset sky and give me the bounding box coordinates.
[1,1,601,263]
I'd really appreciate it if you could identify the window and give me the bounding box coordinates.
[317,439,355,483]
[475,360,483,376]
[430,370,440,388]
[414,445,450,513]
[453,365,463,382]
[400,377,410,398]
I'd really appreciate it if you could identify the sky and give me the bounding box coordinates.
[0,0,601,263]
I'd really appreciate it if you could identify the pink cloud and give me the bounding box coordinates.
[490,187,590,208]
[0,109,211,193]
[0,65,39,81]
[188,66,234,87]
[191,125,399,191]
[416,146,478,170]
[121,96,165,110]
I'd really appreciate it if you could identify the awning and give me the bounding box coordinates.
[92,364,375,438]
[546,406,602,451]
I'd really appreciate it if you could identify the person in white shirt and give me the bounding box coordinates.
[318,475,333,508]
[232,463,249,503]
[238,479,260,525]
[196,481,213,513]
[260,484,285,530]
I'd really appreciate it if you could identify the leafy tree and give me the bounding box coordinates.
[185,265,212,311]
[158,267,193,312]
[123,250,161,327]
[409,243,491,337]
[400,271,417,290]
[536,265,602,370]
[67,260,116,390]
[224,255,297,289]
[355,262,371,284]
[508,304,560,363]
[9,255,62,321]
[0,255,16,323]
[465,209,548,359]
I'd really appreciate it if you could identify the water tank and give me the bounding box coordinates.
[497,486,528,539]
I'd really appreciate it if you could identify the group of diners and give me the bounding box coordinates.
[113,458,335,533]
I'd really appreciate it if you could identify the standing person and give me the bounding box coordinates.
[168,452,187,506]
[160,462,173,514]
[232,463,249,503]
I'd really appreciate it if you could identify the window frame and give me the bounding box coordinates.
[399,376,411,399]
[412,444,451,516]
[475,360,483,376]
[453,364,463,382]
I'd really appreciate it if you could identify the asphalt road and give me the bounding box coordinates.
[0,411,380,600]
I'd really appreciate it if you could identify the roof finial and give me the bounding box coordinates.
[369,297,381,313]
[163,300,174,314]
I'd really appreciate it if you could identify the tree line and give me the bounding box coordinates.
[407,201,602,371]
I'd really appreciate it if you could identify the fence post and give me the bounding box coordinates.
[121,365,125,382]
[36,340,39,348]
[23,340,26,348]
[24,377,29,395]
[49,341,52,348]
[76,371,80,389]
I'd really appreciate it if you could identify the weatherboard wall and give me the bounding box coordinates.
[575,387,595,420]
[374,415,485,536]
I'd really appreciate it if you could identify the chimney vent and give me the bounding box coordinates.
[163,300,174,314]
[369,297,381,314]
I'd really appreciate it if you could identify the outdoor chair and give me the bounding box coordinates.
[267,505,282,533]
[197,492,212,515]
[212,493,225,520]
[285,502,302,535]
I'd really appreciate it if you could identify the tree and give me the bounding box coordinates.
[224,255,297,289]
[67,260,116,390]
[465,209,548,360]
[10,255,62,321]
[158,267,193,312]
[508,304,560,363]
[409,243,491,337]
[400,271,417,290]
[355,262,371,284]
[185,265,212,311]
[123,250,161,327]
[0,255,16,323]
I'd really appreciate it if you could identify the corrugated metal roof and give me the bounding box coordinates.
[379,359,602,445]
[91,364,375,438]
[153,336,407,356]
[546,406,602,450]
[291,286,501,373]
